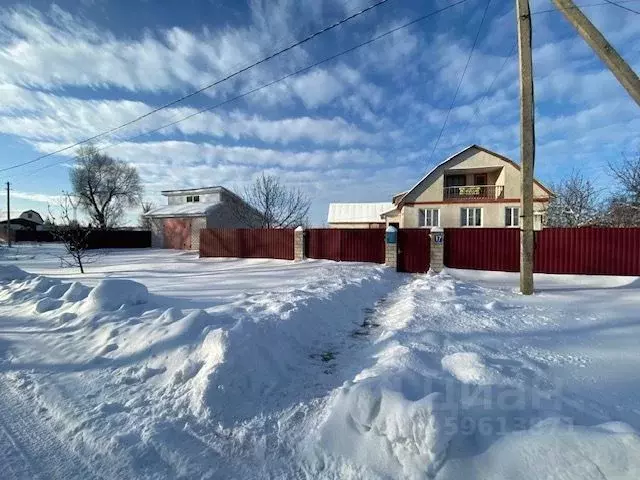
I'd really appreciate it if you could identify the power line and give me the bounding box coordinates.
[13,0,471,179]
[0,0,394,174]
[426,0,492,165]
[424,0,640,153]
[602,0,640,13]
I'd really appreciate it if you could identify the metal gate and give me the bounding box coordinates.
[398,228,430,273]
[164,218,192,250]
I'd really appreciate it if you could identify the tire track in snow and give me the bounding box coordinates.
[0,375,99,480]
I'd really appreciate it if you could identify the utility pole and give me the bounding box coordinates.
[6,182,11,248]
[551,0,640,106]
[516,0,535,295]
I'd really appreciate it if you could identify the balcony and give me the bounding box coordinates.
[443,184,505,201]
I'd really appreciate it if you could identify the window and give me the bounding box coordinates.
[473,173,487,186]
[193,195,200,202]
[460,207,482,227]
[505,207,520,227]
[418,208,440,227]
[186,196,193,202]
[27,213,32,218]
[445,175,466,187]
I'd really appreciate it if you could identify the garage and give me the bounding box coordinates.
[163,218,192,250]
[143,186,263,250]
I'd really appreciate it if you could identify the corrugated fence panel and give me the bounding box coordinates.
[444,228,520,272]
[339,229,386,263]
[398,229,430,273]
[306,229,385,263]
[535,228,640,275]
[200,229,294,260]
[306,229,341,261]
[444,227,640,276]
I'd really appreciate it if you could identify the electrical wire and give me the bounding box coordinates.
[602,0,640,14]
[425,0,492,165]
[0,0,394,174]
[11,0,471,179]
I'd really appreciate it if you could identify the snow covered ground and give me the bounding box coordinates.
[1,244,640,479]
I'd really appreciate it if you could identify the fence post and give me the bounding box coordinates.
[385,226,398,270]
[429,227,444,273]
[294,226,305,261]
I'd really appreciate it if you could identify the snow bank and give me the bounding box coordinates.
[440,419,640,479]
[82,279,149,312]
[0,264,28,281]
[315,378,455,479]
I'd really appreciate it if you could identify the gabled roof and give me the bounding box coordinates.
[397,144,553,206]
[327,203,394,224]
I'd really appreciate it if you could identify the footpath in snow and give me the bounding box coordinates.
[1,246,640,479]
[300,270,640,479]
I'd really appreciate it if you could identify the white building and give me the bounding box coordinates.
[145,186,261,250]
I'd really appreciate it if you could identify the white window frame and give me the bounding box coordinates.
[505,206,520,227]
[460,207,483,227]
[418,208,440,228]
[186,196,193,203]
[193,195,200,203]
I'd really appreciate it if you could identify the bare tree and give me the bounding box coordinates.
[241,174,311,228]
[606,151,640,226]
[139,201,154,230]
[71,144,142,229]
[547,170,603,227]
[48,193,95,274]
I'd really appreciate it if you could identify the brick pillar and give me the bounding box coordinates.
[385,226,398,270]
[294,226,305,261]
[429,227,444,273]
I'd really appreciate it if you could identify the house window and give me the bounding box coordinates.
[192,195,200,202]
[418,208,440,227]
[186,196,193,202]
[445,175,466,187]
[461,207,482,227]
[505,207,520,227]
[27,213,33,218]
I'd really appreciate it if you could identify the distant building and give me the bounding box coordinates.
[0,209,44,231]
[144,186,261,250]
[327,203,394,229]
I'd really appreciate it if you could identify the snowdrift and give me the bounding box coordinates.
[3,262,640,479]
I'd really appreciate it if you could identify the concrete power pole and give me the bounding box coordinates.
[551,0,640,107]
[516,0,535,295]
[6,182,11,248]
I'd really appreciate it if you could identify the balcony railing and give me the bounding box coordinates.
[443,185,504,201]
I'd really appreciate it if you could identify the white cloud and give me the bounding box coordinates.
[0,85,383,147]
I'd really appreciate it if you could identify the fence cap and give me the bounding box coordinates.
[385,225,397,233]
[430,227,444,233]
[295,226,304,232]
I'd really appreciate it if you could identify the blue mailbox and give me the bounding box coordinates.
[385,226,397,244]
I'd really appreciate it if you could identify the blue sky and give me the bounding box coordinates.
[0,0,638,225]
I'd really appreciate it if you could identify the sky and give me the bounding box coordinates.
[0,0,638,225]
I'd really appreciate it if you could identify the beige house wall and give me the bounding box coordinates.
[410,148,550,202]
[401,201,548,228]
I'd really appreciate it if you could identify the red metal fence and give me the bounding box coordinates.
[200,228,294,260]
[306,228,385,263]
[444,227,640,276]
[444,228,520,272]
[398,229,430,273]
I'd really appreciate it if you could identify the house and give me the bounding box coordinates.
[0,209,44,231]
[145,186,261,250]
[327,202,394,228]
[330,145,552,229]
